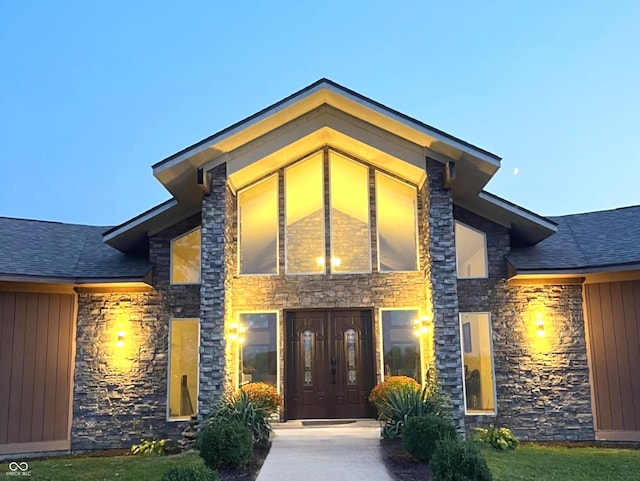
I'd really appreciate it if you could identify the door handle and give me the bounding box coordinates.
[330,357,337,384]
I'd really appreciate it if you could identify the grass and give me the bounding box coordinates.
[16,452,205,481]
[483,444,640,481]
[11,443,640,481]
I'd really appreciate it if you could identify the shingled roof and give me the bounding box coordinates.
[507,205,640,272]
[0,217,152,281]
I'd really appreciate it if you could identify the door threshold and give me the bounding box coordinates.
[273,418,379,429]
[301,419,357,426]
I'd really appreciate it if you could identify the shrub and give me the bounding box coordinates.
[198,418,253,470]
[474,425,519,451]
[368,376,420,409]
[238,382,282,415]
[212,390,272,443]
[402,415,458,463]
[161,466,219,481]
[130,438,166,456]
[431,436,492,481]
[370,377,451,439]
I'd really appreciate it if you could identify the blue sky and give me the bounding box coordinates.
[1,1,639,226]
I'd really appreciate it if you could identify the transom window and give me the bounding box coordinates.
[329,151,371,273]
[285,152,325,274]
[455,221,488,278]
[237,149,419,275]
[171,227,201,284]
[376,172,418,272]
[238,175,279,275]
[459,312,496,414]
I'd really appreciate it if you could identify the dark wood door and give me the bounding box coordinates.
[286,310,375,419]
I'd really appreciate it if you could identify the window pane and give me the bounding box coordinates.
[460,313,495,413]
[455,222,487,278]
[329,151,370,273]
[285,153,325,274]
[168,319,199,419]
[381,309,420,380]
[376,173,418,272]
[171,227,201,284]
[239,175,278,275]
[240,313,277,387]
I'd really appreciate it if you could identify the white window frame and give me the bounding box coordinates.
[455,221,489,279]
[328,150,372,274]
[237,174,280,276]
[236,311,281,393]
[458,312,497,416]
[375,171,420,273]
[284,153,326,275]
[170,226,201,285]
[167,318,200,421]
[378,307,422,384]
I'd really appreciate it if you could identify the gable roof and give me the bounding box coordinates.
[106,78,556,252]
[0,217,152,283]
[507,205,640,273]
[152,78,501,173]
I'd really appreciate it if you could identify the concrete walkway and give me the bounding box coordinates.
[255,420,392,481]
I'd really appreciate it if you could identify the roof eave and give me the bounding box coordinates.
[152,79,501,177]
[0,273,153,286]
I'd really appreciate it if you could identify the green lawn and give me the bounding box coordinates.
[12,452,205,481]
[9,444,640,481]
[483,444,640,481]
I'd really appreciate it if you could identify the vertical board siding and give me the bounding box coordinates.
[586,281,640,432]
[0,293,15,444]
[0,292,75,445]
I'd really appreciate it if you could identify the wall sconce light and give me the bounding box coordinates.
[116,331,126,347]
[535,313,545,338]
[228,323,247,343]
[413,315,432,337]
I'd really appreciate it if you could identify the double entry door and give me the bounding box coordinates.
[285,309,375,419]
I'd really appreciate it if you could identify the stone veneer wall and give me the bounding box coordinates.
[424,159,466,434]
[455,206,594,441]
[225,156,434,402]
[198,163,230,417]
[71,215,201,450]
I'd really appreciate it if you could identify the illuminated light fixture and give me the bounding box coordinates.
[535,313,545,338]
[316,257,341,268]
[116,331,126,347]
[229,323,247,343]
[413,315,432,337]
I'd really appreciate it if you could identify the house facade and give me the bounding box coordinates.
[1,79,639,456]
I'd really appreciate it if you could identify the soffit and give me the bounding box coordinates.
[216,106,429,193]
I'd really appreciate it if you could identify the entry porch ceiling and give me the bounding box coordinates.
[152,79,501,206]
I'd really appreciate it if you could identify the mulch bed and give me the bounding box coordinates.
[380,438,431,481]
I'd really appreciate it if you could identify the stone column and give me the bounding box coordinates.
[199,163,228,418]
[425,158,465,434]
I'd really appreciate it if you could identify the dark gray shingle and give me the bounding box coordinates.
[0,217,151,280]
[508,205,640,271]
